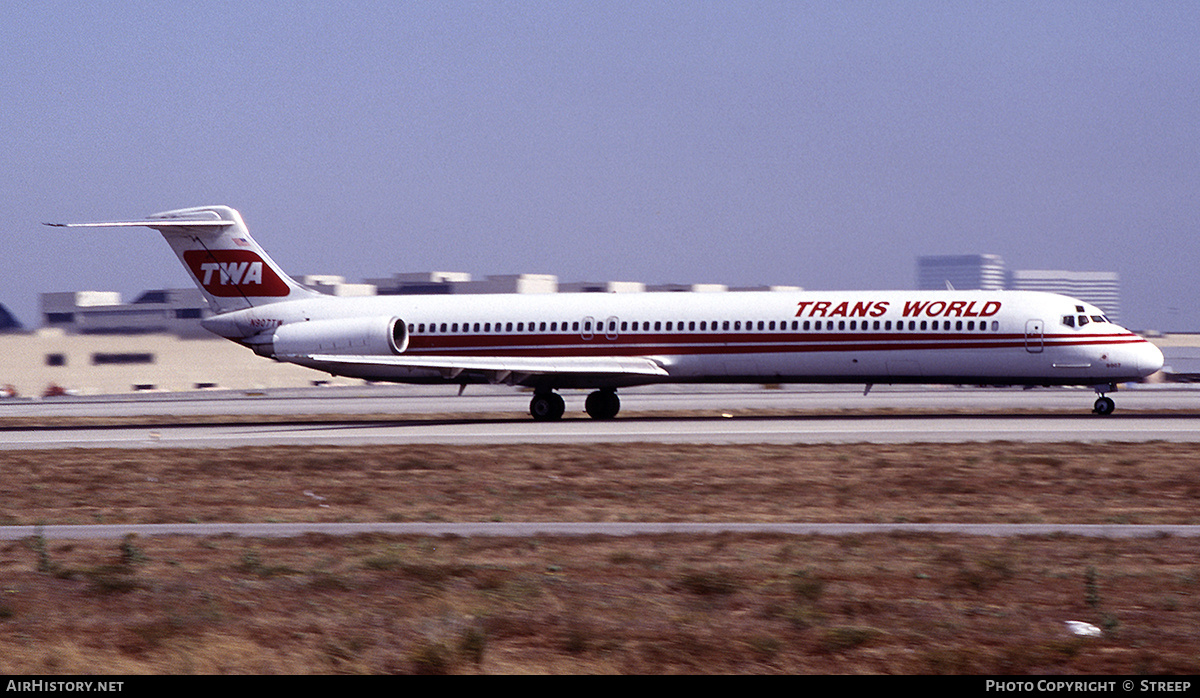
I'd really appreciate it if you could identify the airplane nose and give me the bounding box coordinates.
[1136,340,1164,377]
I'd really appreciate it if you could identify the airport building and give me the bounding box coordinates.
[366,273,558,295]
[0,327,360,397]
[296,275,376,297]
[916,255,1122,323]
[0,303,23,333]
[363,272,472,295]
[1006,270,1121,323]
[558,281,647,293]
[645,283,729,293]
[41,289,212,338]
[916,255,1008,291]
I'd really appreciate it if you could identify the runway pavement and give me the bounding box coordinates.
[5,412,1200,449]
[1,384,1199,449]
[3,382,1197,420]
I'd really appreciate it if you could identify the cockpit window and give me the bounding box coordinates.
[1091,315,1106,323]
[1062,315,1075,328]
[1077,316,1089,327]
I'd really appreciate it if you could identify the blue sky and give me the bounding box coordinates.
[4,1,1198,330]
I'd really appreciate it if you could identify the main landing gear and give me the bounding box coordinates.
[584,389,620,420]
[529,389,620,421]
[529,391,566,421]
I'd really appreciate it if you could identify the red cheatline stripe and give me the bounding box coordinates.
[402,331,1148,358]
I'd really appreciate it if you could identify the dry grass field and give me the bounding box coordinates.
[0,440,1197,674]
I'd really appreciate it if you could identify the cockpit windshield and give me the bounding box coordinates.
[1062,313,1111,328]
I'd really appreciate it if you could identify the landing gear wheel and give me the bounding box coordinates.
[584,389,620,420]
[1093,396,1115,416]
[530,392,566,421]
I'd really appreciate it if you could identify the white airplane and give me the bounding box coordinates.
[50,205,1164,419]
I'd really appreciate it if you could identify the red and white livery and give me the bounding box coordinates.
[52,205,1163,419]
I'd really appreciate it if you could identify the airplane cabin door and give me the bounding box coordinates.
[1024,319,1044,353]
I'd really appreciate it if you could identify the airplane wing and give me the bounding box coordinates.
[304,353,670,383]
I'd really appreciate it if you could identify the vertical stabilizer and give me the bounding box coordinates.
[51,206,318,314]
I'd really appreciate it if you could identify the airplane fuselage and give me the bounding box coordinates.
[202,288,1161,391]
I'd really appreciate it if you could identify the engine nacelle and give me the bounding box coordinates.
[269,316,408,358]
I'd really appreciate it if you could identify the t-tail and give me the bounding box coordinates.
[48,205,318,313]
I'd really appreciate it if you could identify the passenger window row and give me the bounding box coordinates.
[409,321,580,334]
[407,319,1002,334]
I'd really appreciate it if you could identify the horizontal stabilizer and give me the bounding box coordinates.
[46,219,234,228]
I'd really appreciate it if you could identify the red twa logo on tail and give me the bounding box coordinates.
[182,250,291,297]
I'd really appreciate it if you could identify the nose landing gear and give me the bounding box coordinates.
[1092,384,1117,416]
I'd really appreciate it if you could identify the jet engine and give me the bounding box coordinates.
[266,316,408,358]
